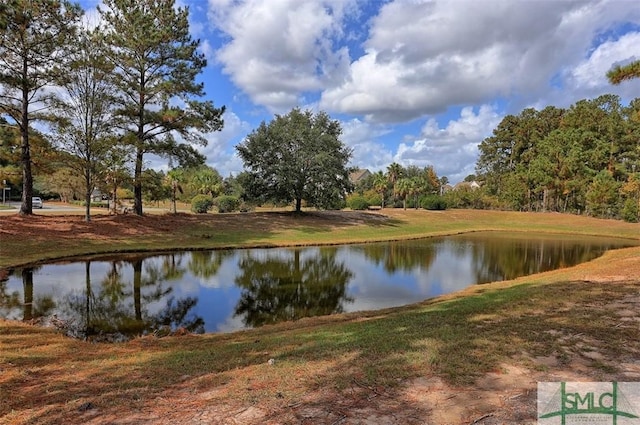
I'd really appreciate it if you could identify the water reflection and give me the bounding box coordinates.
[0,232,636,339]
[0,258,205,341]
[234,248,353,327]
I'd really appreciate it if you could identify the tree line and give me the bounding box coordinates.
[0,0,224,220]
[0,1,357,218]
[476,94,640,221]
[2,0,638,221]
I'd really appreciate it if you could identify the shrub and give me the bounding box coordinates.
[363,190,382,207]
[622,198,639,223]
[215,195,241,213]
[346,194,370,210]
[421,195,447,210]
[191,195,213,214]
[239,202,253,213]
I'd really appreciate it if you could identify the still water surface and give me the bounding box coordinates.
[1,232,636,339]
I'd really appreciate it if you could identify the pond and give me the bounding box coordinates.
[0,232,636,340]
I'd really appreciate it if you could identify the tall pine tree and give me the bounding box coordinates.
[98,0,225,215]
[0,0,82,215]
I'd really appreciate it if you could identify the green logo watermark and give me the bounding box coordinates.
[538,382,640,425]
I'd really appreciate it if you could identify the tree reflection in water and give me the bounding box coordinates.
[234,248,354,327]
[45,257,204,340]
[1,233,636,337]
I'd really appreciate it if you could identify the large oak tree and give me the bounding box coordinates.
[237,109,353,212]
[98,0,225,215]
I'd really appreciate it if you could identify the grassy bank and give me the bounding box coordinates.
[1,208,639,269]
[1,209,639,424]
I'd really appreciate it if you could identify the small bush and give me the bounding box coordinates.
[239,202,253,213]
[622,198,639,223]
[421,195,447,210]
[215,195,241,213]
[347,194,369,210]
[363,190,382,207]
[191,195,213,214]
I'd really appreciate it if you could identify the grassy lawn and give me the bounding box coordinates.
[1,208,639,424]
[1,208,639,269]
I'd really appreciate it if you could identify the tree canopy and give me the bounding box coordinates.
[236,108,353,212]
[476,94,640,219]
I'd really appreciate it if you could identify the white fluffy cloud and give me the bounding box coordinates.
[208,0,355,112]
[567,31,640,97]
[395,105,502,182]
[200,110,252,176]
[322,0,640,121]
[340,118,394,172]
[207,0,640,121]
[197,0,640,178]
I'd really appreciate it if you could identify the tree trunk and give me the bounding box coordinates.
[134,147,143,215]
[111,182,118,215]
[295,197,302,212]
[133,260,142,321]
[20,125,33,215]
[171,183,177,214]
[19,62,32,216]
[22,268,33,321]
[85,169,92,222]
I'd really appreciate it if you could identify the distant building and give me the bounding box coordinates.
[453,180,481,191]
[91,190,106,202]
[441,184,454,194]
[349,169,372,185]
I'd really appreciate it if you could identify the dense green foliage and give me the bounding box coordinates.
[190,194,213,214]
[214,195,240,213]
[352,165,441,210]
[421,195,447,210]
[476,95,640,220]
[237,108,353,212]
[346,194,370,210]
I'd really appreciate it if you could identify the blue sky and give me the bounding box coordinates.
[82,0,640,183]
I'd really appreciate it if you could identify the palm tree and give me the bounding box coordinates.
[386,162,403,206]
[410,177,423,209]
[395,178,412,210]
[165,169,184,214]
[372,171,388,208]
[191,166,222,198]
[386,162,403,187]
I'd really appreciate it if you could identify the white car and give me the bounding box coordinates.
[32,197,43,209]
